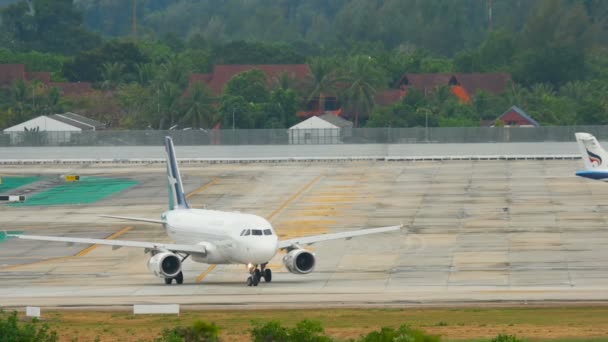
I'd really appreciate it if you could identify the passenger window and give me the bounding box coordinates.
[244,229,251,236]
[252,229,262,236]
[263,229,272,236]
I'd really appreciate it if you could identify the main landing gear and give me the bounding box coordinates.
[246,263,272,286]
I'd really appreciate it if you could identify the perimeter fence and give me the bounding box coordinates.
[1,126,607,147]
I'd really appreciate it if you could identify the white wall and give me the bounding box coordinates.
[289,128,340,144]
[289,117,340,144]
[4,116,81,132]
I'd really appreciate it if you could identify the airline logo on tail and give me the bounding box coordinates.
[586,149,602,167]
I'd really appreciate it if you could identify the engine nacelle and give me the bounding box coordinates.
[282,249,315,274]
[147,252,181,278]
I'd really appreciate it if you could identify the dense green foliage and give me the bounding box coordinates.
[0,312,58,342]
[0,0,607,129]
[0,0,101,54]
[156,320,220,342]
[73,0,605,57]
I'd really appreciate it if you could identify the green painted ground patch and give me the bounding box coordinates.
[0,176,41,193]
[11,177,138,206]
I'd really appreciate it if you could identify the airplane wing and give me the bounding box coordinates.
[277,224,403,250]
[99,215,165,224]
[6,233,206,254]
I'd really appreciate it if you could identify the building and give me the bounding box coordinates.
[189,64,312,95]
[396,73,512,103]
[189,65,515,126]
[489,106,540,127]
[0,64,93,97]
[3,112,105,145]
[288,113,353,144]
[189,64,344,119]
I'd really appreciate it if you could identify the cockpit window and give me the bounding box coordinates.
[240,230,245,236]
[244,229,251,236]
[252,229,263,236]
[263,229,272,236]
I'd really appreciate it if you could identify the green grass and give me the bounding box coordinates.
[4,307,606,342]
[0,176,41,193]
[11,177,138,206]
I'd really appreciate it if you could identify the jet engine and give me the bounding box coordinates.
[147,252,182,278]
[282,249,315,274]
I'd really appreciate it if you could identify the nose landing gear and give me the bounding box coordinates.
[246,263,272,286]
[163,271,184,285]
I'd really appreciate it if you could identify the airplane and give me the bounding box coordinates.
[574,132,608,181]
[5,137,402,286]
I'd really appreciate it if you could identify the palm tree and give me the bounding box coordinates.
[506,81,529,108]
[155,82,182,129]
[272,71,296,91]
[305,57,340,114]
[10,80,30,122]
[340,56,387,127]
[135,63,155,86]
[180,83,217,129]
[530,83,555,100]
[160,55,188,87]
[100,62,125,90]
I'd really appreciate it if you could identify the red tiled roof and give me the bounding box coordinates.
[496,105,540,127]
[189,73,213,84]
[26,72,52,84]
[375,89,406,106]
[1,64,93,98]
[0,64,26,85]
[397,73,511,95]
[190,64,312,95]
[50,82,93,96]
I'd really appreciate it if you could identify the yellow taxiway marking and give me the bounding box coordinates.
[196,174,323,282]
[1,255,73,270]
[186,178,219,199]
[196,264,217,282]
[267,174,323,221]
[2,226,134,270]
[75,226,133,257]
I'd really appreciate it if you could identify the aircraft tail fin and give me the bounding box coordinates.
[164,136,190,210]
[575,132,608,170]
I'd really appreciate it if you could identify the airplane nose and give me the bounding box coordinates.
[250,238,277,263]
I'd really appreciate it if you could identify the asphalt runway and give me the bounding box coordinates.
[1,160,608,308]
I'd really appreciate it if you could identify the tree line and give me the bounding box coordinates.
[0,0,607,129]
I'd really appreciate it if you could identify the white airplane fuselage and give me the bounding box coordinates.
[162,209,278,265]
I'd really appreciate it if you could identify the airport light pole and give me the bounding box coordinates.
[425,110,428,142]
[417,108,431,143]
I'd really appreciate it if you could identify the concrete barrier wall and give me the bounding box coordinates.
[133,304,179,315]
[0,142,583,162]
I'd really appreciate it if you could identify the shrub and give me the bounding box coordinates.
[359,324,440,342]
[491,334,524,342]
[0,311,58,342]
[155,320,220,342]
[250,320,332,342]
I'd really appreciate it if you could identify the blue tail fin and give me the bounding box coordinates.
[164,136,190,210]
